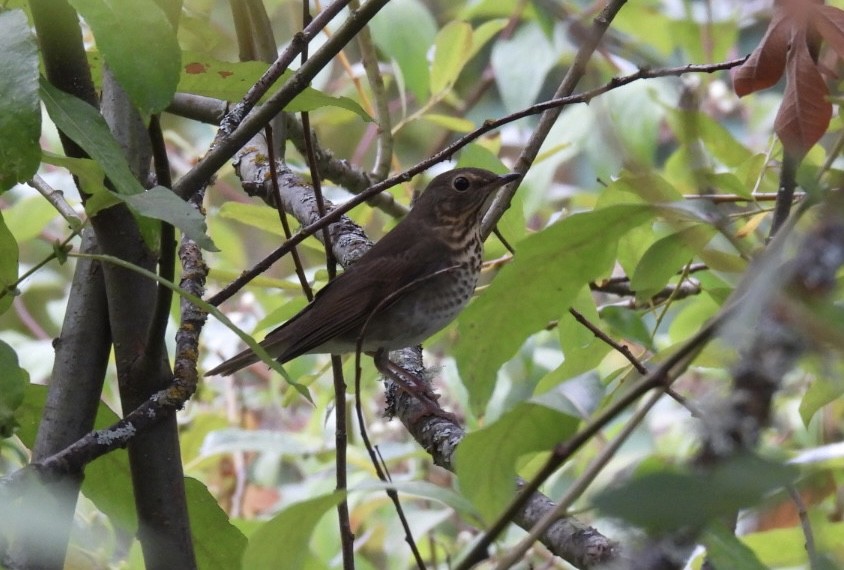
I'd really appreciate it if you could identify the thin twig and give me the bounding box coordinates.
[27,175,83,230]
[496,387,665,569]
[265,126,314,301]
[787,486,819,569]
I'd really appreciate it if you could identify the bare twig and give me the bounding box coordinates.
[27,175,83,230]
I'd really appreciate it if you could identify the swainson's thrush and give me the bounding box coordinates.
[206,168,518,380]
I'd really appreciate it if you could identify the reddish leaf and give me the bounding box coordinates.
[812,5,844,61]
[733,11,790,96]
[774,32,832,157]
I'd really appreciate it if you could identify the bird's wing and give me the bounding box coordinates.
[206,228,455,375]
[265,240,452,362]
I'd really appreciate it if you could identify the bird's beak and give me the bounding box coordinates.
[497,172,521,186]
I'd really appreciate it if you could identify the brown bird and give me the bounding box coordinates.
[206,168,519,382]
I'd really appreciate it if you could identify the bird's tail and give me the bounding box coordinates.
[205,348,262,376]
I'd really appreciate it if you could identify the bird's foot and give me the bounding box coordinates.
[373,351,458,424]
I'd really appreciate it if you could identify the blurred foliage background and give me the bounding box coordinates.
[3,0,844,568]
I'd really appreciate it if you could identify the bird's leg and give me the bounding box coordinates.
[372,350,458,423]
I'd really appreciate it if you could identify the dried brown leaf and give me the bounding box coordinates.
[733,11,791,96]
[812,5,844,61]
[774,32,832,157]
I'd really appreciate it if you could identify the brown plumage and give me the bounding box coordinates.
[206,167,519,377]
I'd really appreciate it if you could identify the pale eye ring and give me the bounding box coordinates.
[453,176,470,191]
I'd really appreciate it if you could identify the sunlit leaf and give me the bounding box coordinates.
[177,55,369,120]
[631,225,716,300]
[456,204,655,415]
[241,492,344,569]
[456,399,579,522]
[430,21,473,95]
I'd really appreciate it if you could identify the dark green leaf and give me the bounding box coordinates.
[456,204,655,415]
[600,306,655,351]
[40,80,146,197]
[53,240,71,264]
[593,454,798,533]
[0,9,41,191]
[0,211,19,316]
[122,186,218,251]
[0,340,28,438]
[40,87,217,250]
[69,0,180,114]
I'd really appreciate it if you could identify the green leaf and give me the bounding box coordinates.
[353,480,477,516]
[430,21,473,95]
[122,186,218,251]
[40,85,217,250]
[702,524,768,570]
[0,9,41,191]
[593,454,798,533]
[800,372,844,426]
[456,399,579,523]
[604,170,683,204]
[241,492,344,569]
[41,152,113,211]
[422,113,475,133]
[467,19,508,61]
[3,196,63,243]
[40,79,146,197]
[0,210,19,316]
[630,225,716,300]
[218,202,286,237]
[369,0,436,103]
[69,0,180,114]
[535,288,611,394]
[666,109,753,168]
[600,306,655,351]
[706,171,753,199]
[456,204,655,416]
[0,340,28,437]
[177,55,370,120]
[186,478,248,570]
[741,516,844,567]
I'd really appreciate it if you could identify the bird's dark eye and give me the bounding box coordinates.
[453,176,470,192]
